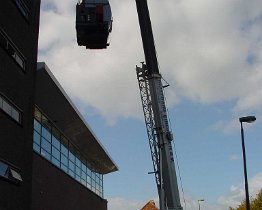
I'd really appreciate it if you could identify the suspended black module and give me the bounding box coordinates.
[76,0,112,49]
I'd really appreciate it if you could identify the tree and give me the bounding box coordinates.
[252,189,262,210]
[229,190,262,210]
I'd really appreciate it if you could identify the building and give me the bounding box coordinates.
[141,200,159,210]
[0,1,117,209]
[33,62,118,210]
[0,1,41,209]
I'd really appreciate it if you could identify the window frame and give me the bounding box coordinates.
[0,159,23,184]
[13,0,30,21]
[0,93,22,124]
[0,28,26,71]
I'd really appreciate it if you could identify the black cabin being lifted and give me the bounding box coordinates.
[76,0,112,49]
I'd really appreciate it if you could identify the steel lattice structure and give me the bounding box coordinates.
[136,64,161,189]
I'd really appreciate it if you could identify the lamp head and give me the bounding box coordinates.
[239,116,256,123]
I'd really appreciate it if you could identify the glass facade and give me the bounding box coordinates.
[33,107,103,197]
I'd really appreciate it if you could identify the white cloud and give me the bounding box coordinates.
[38,0,146,125]
[229,154,240,161]
[212,119,239,134]
[107,172,262,210]
[212,113,260,134]
[179,192,226,210]
[218,172,262,208]
[38,0,262,123]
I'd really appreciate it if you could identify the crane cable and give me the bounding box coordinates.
[162,82,187,210]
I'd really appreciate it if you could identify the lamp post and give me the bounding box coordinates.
[198,199,204,210]
[239,116,256,210]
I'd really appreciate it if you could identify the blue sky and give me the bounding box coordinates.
[90,98,261,208]
[38,0,262,209]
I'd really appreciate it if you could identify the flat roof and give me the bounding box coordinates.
[35,62,118,174]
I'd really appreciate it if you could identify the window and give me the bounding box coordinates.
[52,136,60,150]
[9,169,23,182]
[0,162,8,177]
[33,131,41,145]
[42,126,51,142]
[13,52,25,69]
[34,119,41,133]
[14,0,29,20]
[42,138,51,154]
[0,160,23,183]
[0,94,22,124]
[2,100,12,114]
[11,109,20,122]
[0,29,26,70]
[32,107,104,197]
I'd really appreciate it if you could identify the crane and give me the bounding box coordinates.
[135,0,183,209]
[75,0,183,209]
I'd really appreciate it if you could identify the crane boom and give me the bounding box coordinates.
[135,0,183,209]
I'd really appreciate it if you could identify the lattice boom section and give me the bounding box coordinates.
[136,65,160,187]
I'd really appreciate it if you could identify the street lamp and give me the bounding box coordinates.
[239,116,256,210]
[198,199,204,210]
